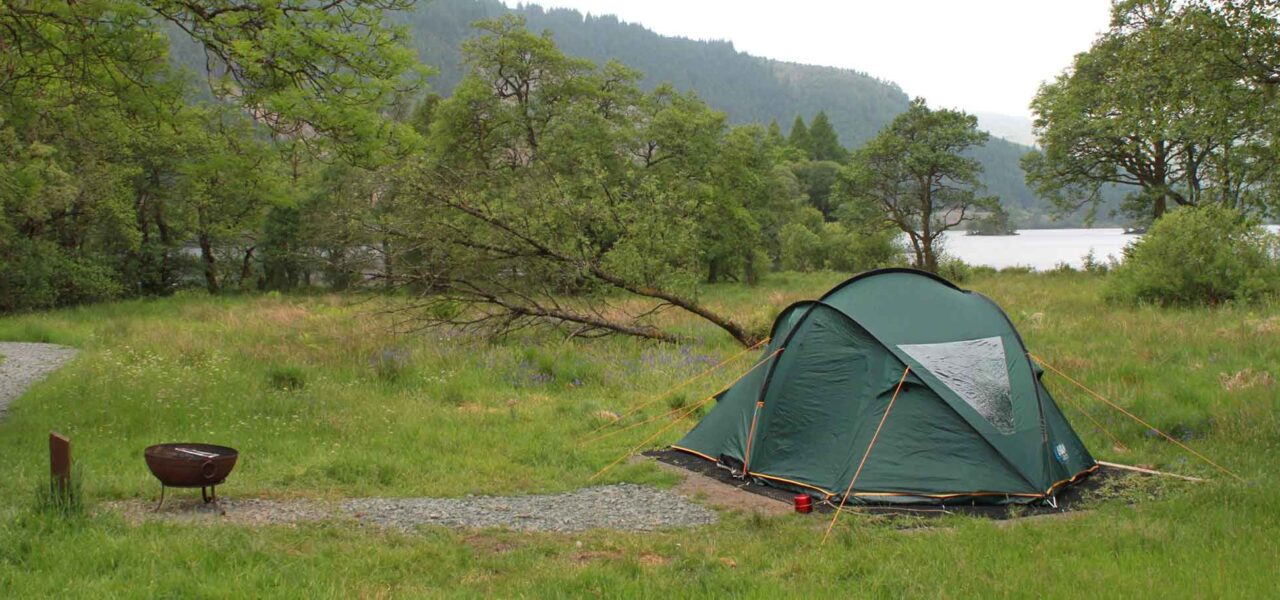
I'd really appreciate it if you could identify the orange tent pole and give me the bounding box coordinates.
[822,366,910,547]
[741,401,764,474]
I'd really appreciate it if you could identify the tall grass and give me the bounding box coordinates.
[32,465,85,519]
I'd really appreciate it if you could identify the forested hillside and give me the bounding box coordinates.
[385,0,1111,226]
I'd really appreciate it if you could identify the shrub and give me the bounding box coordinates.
[0,239,124,312]
[820,222,902,272]
[936,255,975,283]
[267,365,307,391]
[1104,205,1280,305]
[999,265,1035,275]
[1081,249,1111,274]
[969,265,998,277]
[779,220,903,274]
[779,222,823,271]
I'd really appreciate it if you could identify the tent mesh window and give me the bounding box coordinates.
[899,336,1016,433]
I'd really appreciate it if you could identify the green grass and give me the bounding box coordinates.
[1,272,1277,597]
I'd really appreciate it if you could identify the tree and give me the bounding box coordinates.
[2,0,422,163]
[843,98,996,273]
[792,161,844,220]
[788,116,811,157]
[1,0,423,310]
[1024,0,1278,223]
[766,119,786,146]
[149,0,426,162]
[702,125,808,284]
[1218,0,1280,88]
[178,107,282,294]
[806,111,849,162]
[385,17,766,346]
[1,1,179,310]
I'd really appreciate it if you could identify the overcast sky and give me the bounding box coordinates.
[502,0,1114,118]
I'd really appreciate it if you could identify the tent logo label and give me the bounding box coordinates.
[1054,443,1070,464]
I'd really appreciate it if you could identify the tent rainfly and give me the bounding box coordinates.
[674,268,1098,504]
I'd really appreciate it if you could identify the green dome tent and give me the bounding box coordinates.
[674,268,1098,504]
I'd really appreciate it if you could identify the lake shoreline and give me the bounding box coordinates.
[940,225,1279,271]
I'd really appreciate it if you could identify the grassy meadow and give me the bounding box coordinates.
[1,271,1278,597]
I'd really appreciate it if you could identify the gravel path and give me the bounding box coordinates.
[0,342,78,419]
[344,484,718,532]
[109,484,718,533]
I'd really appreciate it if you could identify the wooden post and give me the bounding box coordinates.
[49,431,71,492]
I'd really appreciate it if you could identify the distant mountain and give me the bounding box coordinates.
[975,112,1038,147]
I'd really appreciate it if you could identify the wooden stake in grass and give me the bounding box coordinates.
[49,432,71,494]
[43,431,82,517]
[1096,460,1204,482]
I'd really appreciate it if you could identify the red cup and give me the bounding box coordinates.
[794,494,812,513]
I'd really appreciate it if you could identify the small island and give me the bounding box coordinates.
[966,207,1019,236]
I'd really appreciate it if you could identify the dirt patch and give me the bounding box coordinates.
[464,533,521,555]
[103,497,340,527]
[570,550,626,564]
[457,403,501,414]
[1248,316,1280,334]
[568,549,668,567]
[1220,368,1274,392]
[638,553,670,567]
[650,457,791,517]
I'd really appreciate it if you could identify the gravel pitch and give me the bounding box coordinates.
[110,484,719,533]
[0,342,78,419]
[343,484,718,533]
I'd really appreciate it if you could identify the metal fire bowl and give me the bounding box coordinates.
[144,443,239,488]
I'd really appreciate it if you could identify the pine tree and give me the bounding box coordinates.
[766,119,785,146]
[788,115,811,157]
[807,111,848,162]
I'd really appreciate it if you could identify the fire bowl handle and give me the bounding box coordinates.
[201,460,218,480]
